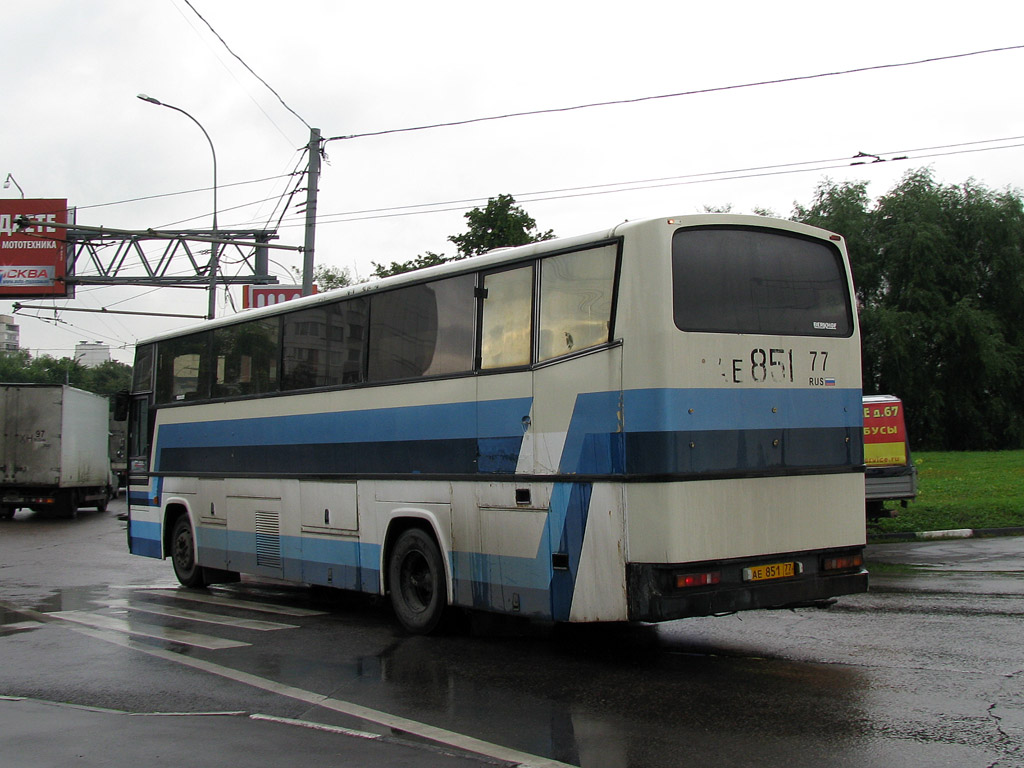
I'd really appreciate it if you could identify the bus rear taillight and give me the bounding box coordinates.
[676,571,721,589]
[822,554,863,572]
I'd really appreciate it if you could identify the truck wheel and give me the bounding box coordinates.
[388,527,448,634]
[170,516,207,588]
[61,491,80,520]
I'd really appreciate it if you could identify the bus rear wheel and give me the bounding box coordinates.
[388,527,447,634]
[170,516,207,588]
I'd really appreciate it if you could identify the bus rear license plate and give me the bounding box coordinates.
[742,562,797,582]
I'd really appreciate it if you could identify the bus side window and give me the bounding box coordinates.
[368,275,473,382]
[480,265,533,369]
[538,245,616,361]
[214,317,280,397]
[155,331,211,404]
[127,395,153,473]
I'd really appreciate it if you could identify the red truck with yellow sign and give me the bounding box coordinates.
[863,394,917,518]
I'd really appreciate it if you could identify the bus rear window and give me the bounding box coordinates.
[671,227,852,337]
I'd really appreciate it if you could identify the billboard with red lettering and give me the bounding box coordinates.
[242,284,315,309]
[0,199,70,298]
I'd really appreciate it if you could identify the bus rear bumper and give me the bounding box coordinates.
[626,551,868,622]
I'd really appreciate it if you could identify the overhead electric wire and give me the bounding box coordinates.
[181,0,312,131]
[326,45,1024,143]
[65,45,1024,236]
[74,172,298,212]
[264,135,1024,228]
[156,189,308,229]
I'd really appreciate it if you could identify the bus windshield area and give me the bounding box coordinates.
[671,226,853,337]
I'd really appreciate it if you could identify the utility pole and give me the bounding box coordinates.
[301,128,321,296]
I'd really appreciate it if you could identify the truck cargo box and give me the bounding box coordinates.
[863,394,917,518]
[0,384,113,518]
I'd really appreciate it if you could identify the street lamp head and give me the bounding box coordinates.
[137,93,162,106]
[3,173,24,198]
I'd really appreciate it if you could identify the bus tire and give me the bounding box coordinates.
[388,527,447,635]
[170,516,207,588]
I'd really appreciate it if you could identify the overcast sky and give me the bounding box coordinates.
[2,0,1022,364]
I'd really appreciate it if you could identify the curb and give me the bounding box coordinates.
[868,526,1024,543]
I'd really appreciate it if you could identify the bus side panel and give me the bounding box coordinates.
[528,347,623,476]
[449,480,626,623]
[450,348,626,620]
[452,481,553,617]
[565,482,628,622]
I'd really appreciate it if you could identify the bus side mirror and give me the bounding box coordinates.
[113,390,130,422]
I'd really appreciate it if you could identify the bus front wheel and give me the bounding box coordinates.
[388,527,447,634]
[170,516,207,588]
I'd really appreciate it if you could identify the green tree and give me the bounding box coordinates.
[291,264,355,291]
[371,251,449,280]
[0,351,131,397]
[80,360,133,396]
[792,169,1024,450]
[371,195,555,278]
[792,179,878,304]
[0,350,35,382]
[448,194,554,258]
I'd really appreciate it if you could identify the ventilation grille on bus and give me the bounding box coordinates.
[255,509,282,569]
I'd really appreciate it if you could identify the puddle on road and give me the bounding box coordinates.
[0,585,118,636]
[31,585,111,614]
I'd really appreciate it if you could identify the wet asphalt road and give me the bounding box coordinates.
[1,498,1022,768]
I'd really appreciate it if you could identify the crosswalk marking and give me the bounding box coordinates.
[142,588,328,617]
[52,610,251,650]
[103,599,299,631]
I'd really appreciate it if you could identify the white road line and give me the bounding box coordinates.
[142,588,327,617]
[52,619,576,768]
[51,611,250,650]
[103,599,299,631]
[249,713,383,740]
[0,621,43,632]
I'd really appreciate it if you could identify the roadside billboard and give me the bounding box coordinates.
[863,395,909,467]
[0,199,71,298]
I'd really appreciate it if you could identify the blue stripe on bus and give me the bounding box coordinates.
[197,529,381,593]
[624,387,862,431]
[559,387,862,475]
[129,519,163,559]
[150,387,861,479]
[549,482,592,621]
[155,398,531,475]
[156,399,532,451]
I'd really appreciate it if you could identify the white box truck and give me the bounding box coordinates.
[0,384,116,519]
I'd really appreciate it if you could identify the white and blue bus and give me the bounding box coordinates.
[125,214,867,633]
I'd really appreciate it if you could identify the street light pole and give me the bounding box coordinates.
[3,173,25,198]
[137,94,219,319]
